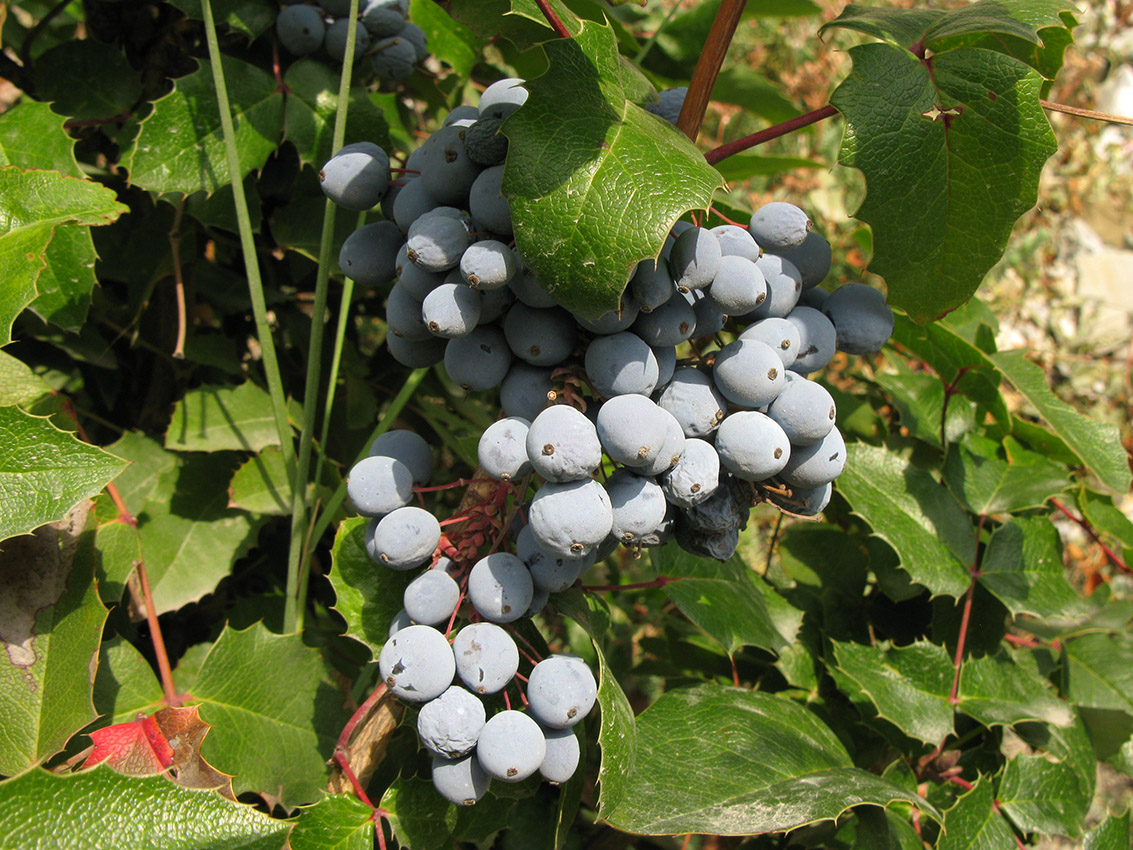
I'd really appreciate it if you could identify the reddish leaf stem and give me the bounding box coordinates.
[1050,497,1130,574]
[534,0,573,38]
[57,396,180,707]
[137,563,182,707]
[335,682,389,756]
[939,366,973,448]
[948,514,987,706]
[169,200,187,359]
[676,0,748,143]
[1003,632,1040,648]
[705,105,838,166]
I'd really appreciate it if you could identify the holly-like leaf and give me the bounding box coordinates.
[553,589,637,818]
[978,516,1084,619]
[0,503,108,775]
[836,443,974,598]
[381,776,454,850]
[0,768,289,850]
[0,100,85,177]
[0,406,127,542]
[228,447,292,515]
[830,640,954,745]
[85,712,175,775]
[167,0,276,40]
[943,433,1070,515]
[502,20,724,320]
[889,313,1010,428]
[327,517,415,659]
[92,636,166,725]
[165,382,283,453]
[990,350,1131,494]
[122,56,282,196]
[192,623,350,807]
[602,684,937,835]
[290,794,375,850]
[30,224,100,332]
[649,541,798,655]
[135,452,265,614]
[1085,812,1131,850]
[937,777,1017,850]
[998,716,1095,837]
[829,43,1056,322]
[409,0,481,79]
[0,351,51,407]
[448,0,579,44]
[282,60,391,171]
[35,39,143,121]
[1063,631,1133,714]
[960,650,1073,729]
[0,168,127,346]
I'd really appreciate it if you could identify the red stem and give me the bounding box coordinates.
[57,396,180,707]
[581,575,683,593]
[949,515,987,706]
[1050,498,1130,574]
[534,0,572,38]
[334,682,389,755]
[705,105,838,165]
[676,0,748,143]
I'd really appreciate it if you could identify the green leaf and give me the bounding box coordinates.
[448,0,573,44]
[166,382,284,453]
[998,716,1095,837]
[381,776,454,850]
[0,168,127,346]
[0,100,85,177]
[922,0,1077,77]
[122,57,282,196]
[553,589,637,819]
[712,65,801,125]
[30,224,100,332]
[990,349,1131,493]
[713,154,825,183]
[852,806,925,850]
[1085,812,1131,850]
[603,684,937,835]
[228,447,292,515]
[978,516,1083,619]
[836,443,974,598]
[102,431,180,517]
[648,541,796,655]
[290,793,377,850]
[327,517,415,659]
[0,351,51,407]
[959,650,1073,729]
[943,433,1069,515]
[193,623,350,808]
[167,0,277,40]
[0,768,289,850]
[820,5,944,49]
[937,777,1018,850]
[889,313,1010,429]
[1076,488,1133,551]
[92,635,166,726]
[874,367,974,448]
[0,504,107,775]
[35,39,143,121]
[136,452,265,615]
[282,60,391,171]
[409,0,482,79]
[1063,631,1133,714]
[830,641,954,745]
[830,43,1056,323]
[502,20,724,319]
[0,406,127,542]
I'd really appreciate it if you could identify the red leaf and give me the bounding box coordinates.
[85,713,174,775]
